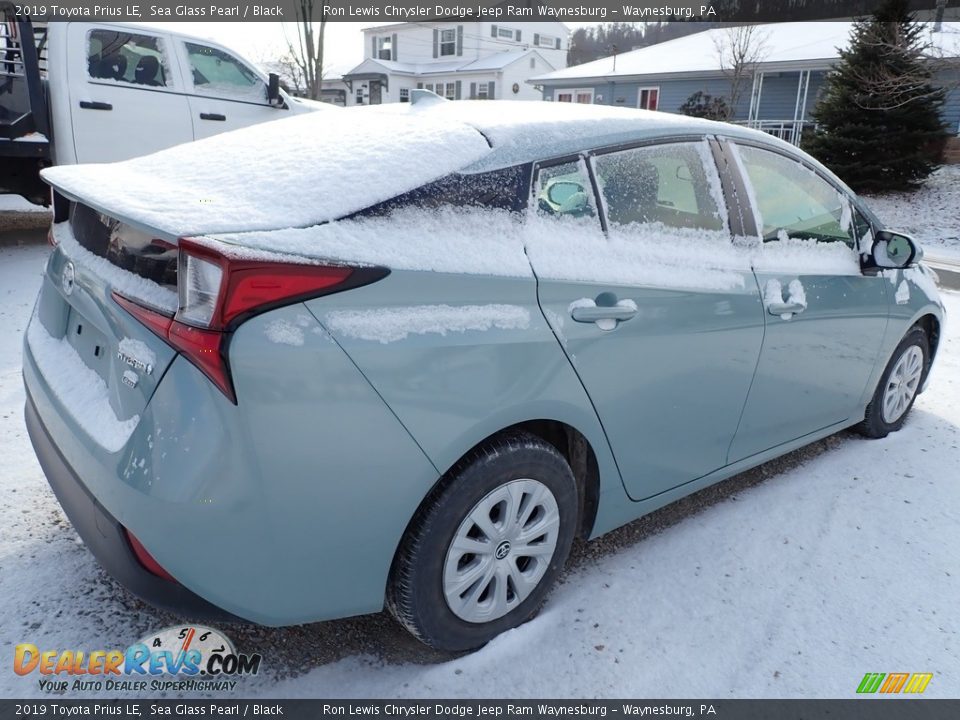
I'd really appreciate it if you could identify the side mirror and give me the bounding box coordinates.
[872,230,919,269]
[267,73,283,107]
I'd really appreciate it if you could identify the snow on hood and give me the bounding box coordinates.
[40,109,492,237]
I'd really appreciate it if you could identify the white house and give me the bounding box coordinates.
[342,21,568,105]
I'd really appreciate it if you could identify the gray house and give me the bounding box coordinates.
[529,22,960,158]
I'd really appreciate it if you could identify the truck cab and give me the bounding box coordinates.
[1,11,326,202]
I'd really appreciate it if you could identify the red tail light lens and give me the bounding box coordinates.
[114,238,385,404]
[125,529,177,583]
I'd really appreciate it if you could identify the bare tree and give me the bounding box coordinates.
[713,24,770,119]
[284,1,328,100]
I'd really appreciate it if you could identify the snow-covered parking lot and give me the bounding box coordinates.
[0,236,958,699]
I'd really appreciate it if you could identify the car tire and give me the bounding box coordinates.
[857,326,930,439]
[387,432,578,653]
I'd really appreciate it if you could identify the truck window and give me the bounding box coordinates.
[184,42,265,102]
[87,29,169,87]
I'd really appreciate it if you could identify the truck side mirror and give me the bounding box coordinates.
[267,73,283,107]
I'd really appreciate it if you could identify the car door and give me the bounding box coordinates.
[527,139,765,502]
[177,39,285,139]
[725,141,890,462]
[68,24,193,164]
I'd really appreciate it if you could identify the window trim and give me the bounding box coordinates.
[637,86,660,111]
[439,28,457,57]
[554,88,594,104]
[537,33,557,48]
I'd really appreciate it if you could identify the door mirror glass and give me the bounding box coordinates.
[546,180,584,208]
[535,163,596,220]
[872,230,918,269]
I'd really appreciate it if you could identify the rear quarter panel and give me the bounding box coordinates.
[307,269,631,538]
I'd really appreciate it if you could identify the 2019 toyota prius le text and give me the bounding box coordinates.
[24,95,943,652]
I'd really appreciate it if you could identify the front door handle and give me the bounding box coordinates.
[79,101,112,111]
[200,113,227,121]
[767,301,806,317]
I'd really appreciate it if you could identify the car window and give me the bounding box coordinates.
[534,160,596,220]
[184,42,265,102]
[87,29,170,88]
[593,142,727,233]
[733,144,855,247]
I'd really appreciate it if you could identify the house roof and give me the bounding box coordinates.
[344,49,552,79]
[531,21,960,84]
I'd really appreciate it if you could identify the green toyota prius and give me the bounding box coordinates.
[24,95,943,651]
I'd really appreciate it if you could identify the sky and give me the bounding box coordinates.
[145,21,601,77]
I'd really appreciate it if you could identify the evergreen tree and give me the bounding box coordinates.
[805,0,947,193]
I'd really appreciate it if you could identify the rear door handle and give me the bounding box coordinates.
[79,101,112,111]
[767,302,806,317]
[571,305,638,323]
[200,113,226,121]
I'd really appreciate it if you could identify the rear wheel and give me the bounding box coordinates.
[387,432,578,652]
[857,326,929,439]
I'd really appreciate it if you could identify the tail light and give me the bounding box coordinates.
[113,238,386,404]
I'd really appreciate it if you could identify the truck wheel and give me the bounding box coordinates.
[387,432,578,652]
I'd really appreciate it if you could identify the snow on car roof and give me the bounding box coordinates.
[40,109,492,237]
[42,98,788,237]
[372,99,789,173]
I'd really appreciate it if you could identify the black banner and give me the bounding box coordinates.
[2,700,960,720]
[4,0,960,23]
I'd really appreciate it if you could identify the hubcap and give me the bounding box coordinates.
[443,479,560,624]
[882,345,924,424]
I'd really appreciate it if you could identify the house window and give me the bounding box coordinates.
[355,88,364,105]
[444,82,456,100]
[498,27,516,40]
[530,58,536,69]
[377,36,392,61]
[399,88,410,102]
[556,88,593,104]
[440,29,456,56]
[423,83,433,93]
[537,34,557,48]
[638,87,660,111]
[477,83,489,100]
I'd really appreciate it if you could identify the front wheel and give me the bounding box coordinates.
[857,326,930,439]
[387,432,578,652]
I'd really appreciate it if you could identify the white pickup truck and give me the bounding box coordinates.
[1,8,325,205]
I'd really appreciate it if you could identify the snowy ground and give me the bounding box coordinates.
[863,165,960,261]
[1,242,958,699]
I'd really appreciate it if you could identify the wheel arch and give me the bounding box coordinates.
[387,418,605,596]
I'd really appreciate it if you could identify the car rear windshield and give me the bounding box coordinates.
[70,202,178,292]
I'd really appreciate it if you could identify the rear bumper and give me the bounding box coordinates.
[24,389,239,623]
